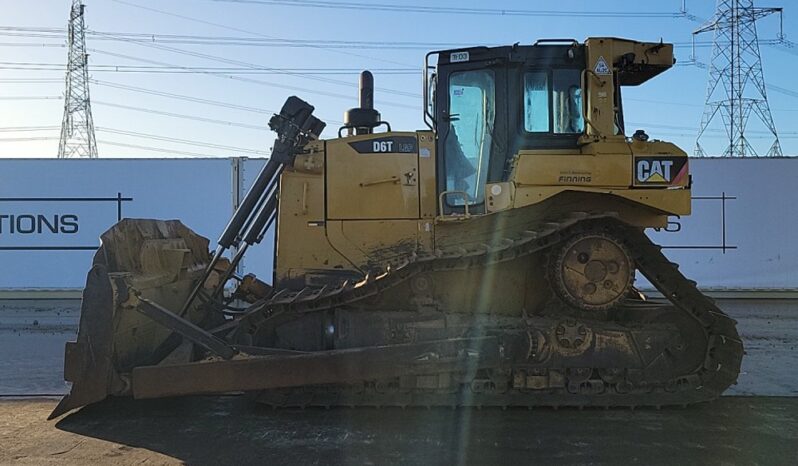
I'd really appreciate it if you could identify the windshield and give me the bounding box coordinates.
[445,69,496,206]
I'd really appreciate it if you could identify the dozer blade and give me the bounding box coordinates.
[50,219,214,419]
[48,263,117,420]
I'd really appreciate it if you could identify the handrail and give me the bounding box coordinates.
[360,176,400,188]
[580,68,603,138]
[438,190,471,218]
[534,38,579,46]
[423,51,437,132]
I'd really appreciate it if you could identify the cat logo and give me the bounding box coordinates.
[634,156,688,186]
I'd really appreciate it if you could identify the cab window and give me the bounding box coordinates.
[524,69,584,134]
[445,69,495,206]
[524,72,549,132]
[552,69,584,133]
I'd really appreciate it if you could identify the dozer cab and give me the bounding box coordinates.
[51,38,743,419]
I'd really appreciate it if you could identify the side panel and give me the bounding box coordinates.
[274,170,353,286]
[326,132,420,220]
[584,39,619,138]
[509,141,690,218]
[514,153,631,188]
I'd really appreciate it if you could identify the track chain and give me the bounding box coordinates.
[229,213,743,408]
[235,211,599,328]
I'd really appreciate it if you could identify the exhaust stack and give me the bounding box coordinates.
[343,70,383,135]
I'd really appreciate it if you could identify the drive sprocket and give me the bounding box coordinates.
[548,231,635,311]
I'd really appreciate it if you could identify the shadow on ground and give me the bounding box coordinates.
[54,396,798,465]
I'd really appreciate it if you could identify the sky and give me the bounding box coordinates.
[1,0,796,158]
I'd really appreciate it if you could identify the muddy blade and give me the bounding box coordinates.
[49,264,118,420]
[49,219,213,420]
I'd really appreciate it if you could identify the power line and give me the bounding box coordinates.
[627,120,798,135]
[90,79,275,114]
[89,78,344,125]
[110,0,415,67]
[0,62,419,76]
[0,136,60,143]
[768,84,798,99]
[0,101,268,133]
[0,31,66,39]
[1,28,787,52]
[9,26,768,51]
[87,30,422,102]
[0,95,62,100]
[0,135,245,157]
[88,47,418,95]
[93,101,269,130]
[0,28,468,50]
[0,78,63,83]
[625,95,798,113]
[0,135,257,158]
[0,126,61,132]
[96,139,234,157]
[80,95,796,137]
[4,4,787,149]
[0,60,418,74]
[0,27,64,33]
[0,76,346,128]
[0,41,65,48]
[772,38,798,57]
[212,0,686,17]
[625,97,703,108]
[95,127,269,155]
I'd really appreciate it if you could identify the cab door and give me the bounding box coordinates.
[436,61,507,215]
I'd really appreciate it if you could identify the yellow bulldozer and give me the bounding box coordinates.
[50,37,743,419]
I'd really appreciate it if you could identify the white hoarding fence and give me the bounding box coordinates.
[0,159,232,289]
[645,158,798,291]
[0,193,130,250]
[0,157,796,292]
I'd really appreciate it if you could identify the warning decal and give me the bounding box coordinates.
[594,56,611,75]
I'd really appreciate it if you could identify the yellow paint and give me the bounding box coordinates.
[273,37,691,298]
[326,132,419,220]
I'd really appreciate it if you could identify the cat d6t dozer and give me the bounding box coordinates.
[51,38,743,419]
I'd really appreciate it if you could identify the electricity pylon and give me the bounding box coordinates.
[58,0,98,158]
[694,0,782,157]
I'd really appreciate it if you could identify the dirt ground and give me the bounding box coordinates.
[3,298,797,397]
[1,298,797,464]
[1,396,797,465]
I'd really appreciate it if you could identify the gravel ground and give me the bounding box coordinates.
[0,300,77,396]
[0,298,796,465]
[1,298,796,397]
[722,299,798,396]
[1,396,797,465]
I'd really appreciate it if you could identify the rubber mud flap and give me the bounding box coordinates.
[49,264,120,420]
